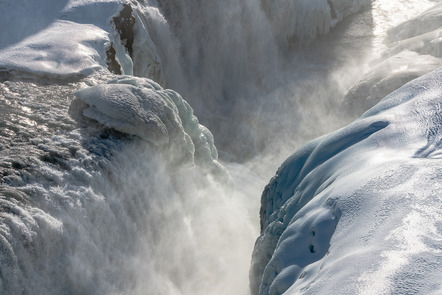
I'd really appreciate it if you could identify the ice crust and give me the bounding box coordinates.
[251,67,442,294]
[73,76,224,175]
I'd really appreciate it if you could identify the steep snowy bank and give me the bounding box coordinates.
[251,67,442,294]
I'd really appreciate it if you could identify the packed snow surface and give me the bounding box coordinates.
[0,0,131,78]
[251,67,442,294]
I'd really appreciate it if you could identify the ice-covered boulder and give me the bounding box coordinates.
[261,0,370,47]
[73,76,227,178]
[251,67,442,294]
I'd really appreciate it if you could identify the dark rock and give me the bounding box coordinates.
[113,4,135,58]
[106,43,122,75]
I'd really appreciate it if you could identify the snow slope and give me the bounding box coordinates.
[0,0,165,82]
[0,0,123,78]
[251,67,442,294]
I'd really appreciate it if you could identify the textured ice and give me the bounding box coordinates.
[73,76,225,175]
[251,67,442,294]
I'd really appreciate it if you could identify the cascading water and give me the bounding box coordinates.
[0,0,440,294]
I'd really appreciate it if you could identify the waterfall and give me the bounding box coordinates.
[0,0,439,294]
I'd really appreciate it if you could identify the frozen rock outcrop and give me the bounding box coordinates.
[251,67,442,294]
[73,76,227,178]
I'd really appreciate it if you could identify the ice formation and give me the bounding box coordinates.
[251,67,442,294]
[73,76,226,176]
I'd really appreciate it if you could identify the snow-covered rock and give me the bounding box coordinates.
[251,67,442,294]
[73,75,227,178]
[261,0,370,47]
[0,0,164,83]
[0,20,111,79]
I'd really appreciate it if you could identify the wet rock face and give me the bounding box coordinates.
[106,43,122,75]
[113,4,136,58]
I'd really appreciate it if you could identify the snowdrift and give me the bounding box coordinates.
[0,0,163,82]
[251,67,442,294]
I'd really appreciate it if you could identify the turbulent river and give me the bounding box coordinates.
[0,0,439,294]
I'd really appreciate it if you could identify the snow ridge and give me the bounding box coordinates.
[251,67,442,294]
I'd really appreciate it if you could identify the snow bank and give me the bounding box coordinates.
[251,67,442,294]
[73,76,226,177]
[0,0,124,78]
[344,3,442,115]
[261,0,370,47]
[0,21,110,79]
[0,0,164,82]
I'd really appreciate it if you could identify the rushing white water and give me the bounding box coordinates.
[0,0,440,294]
